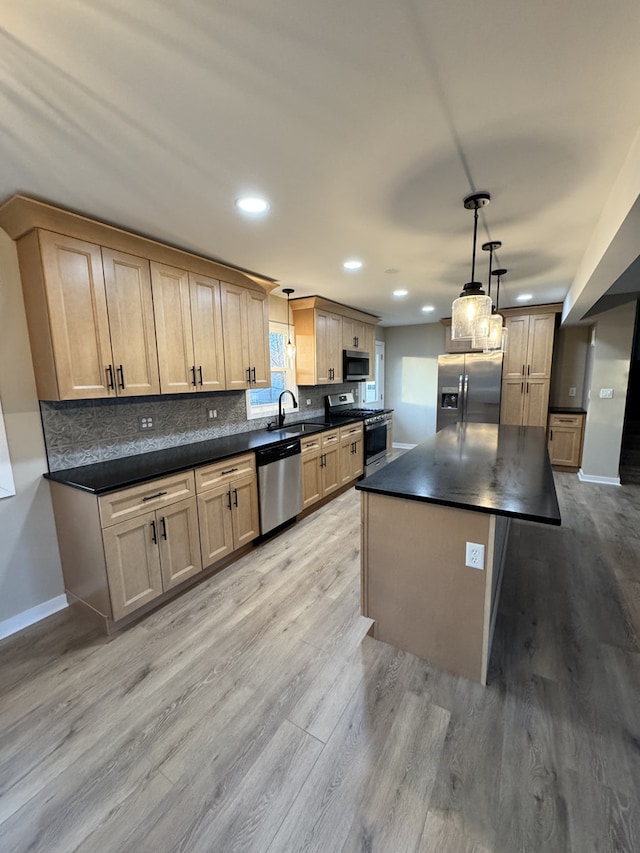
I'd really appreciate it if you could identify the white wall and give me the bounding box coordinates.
[384,323,445,446]
[581,302,636,482]
[0,230,65,629]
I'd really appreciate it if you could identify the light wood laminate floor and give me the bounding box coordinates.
[1,474,639,852]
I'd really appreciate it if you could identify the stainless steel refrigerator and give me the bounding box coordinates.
[436,352,503,431]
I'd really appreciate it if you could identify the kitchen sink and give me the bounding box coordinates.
[279,421,329,436]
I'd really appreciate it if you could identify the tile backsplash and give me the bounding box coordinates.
[41,383,359,471]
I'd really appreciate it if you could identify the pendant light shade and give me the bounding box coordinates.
[282,288,296,363]
[485,268,508,352]
[451,192,492,340]
[473,240,501,349]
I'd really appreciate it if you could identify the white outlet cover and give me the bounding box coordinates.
[465,541,485,570]
[599,388,614,399]
[569,386,576,397]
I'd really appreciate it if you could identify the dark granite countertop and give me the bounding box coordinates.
[44,416,358,495]
[356,423,561,526]
[549,406,587,415]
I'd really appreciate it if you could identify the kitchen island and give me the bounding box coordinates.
[355,422,560,684]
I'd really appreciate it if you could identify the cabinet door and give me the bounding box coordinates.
[523,379,550,428]
[245,289,271,388]
[221,281,250,390]
[301,449,322,508]
[364,324,376,379]
[151,262,196,394]
[503,315,529,379]
[342,318,366,351]
[38,231,114,399]
[103,511,163,621]
[352,436,364,478]
[231,473,260,547]
[102,249,160,397]
[527,314,555,379]
[327,312,343,382]
[315,310,332,384]
[189,272,226,392]
[322,444,340,497]
[500,379,525,425]
[158,498,202,590]
[197,484,235,567]
[548,426,581,467]
[339,438,354,486]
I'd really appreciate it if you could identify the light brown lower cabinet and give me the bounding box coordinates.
[103,497,201,620]
[302,426,361,509]
[547,412,585,469]
[49,455,259,631]
[339,423,364,485]
[196,454,260,565]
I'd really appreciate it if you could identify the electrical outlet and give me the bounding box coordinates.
[207,409,217,420]
[139,415,154,431]
[465,541,485,570]
[306,399,312,406]
[569,386,576,397]
[599,388,614,399]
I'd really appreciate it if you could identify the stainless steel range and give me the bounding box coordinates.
[325,392,391,476]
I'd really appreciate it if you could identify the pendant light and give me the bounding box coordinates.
[451,191,493,340]
[473,239,501,349]
[486,268,508,352]
[282,287,296,363]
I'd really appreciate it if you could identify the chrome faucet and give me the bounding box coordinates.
[278,389,298,427]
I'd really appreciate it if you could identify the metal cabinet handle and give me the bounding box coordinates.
[117,364,125,389]
[142,491,168,502]
[221,467,239,476]
[233,488,238,507]
[151,519,157,544]
[246,367,251,382]
[522,364,525,376]
[557,418,573,423]
[227,490,232,510]
[521,381,524,394]
[527,364,531,376]
[550,429,554,441]
[191,365,197,386]
[251,367,256,383]
[526,382,529,394]
[106,364,115,390]
[198,366,203,386]
[160,516,167,540]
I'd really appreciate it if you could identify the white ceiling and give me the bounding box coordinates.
[2,0,640,325]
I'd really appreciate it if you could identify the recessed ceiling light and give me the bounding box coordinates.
[421,305,435,313]
[516,293,533,302]
[393,289,409,297]
[342,259,363,271]
[235,196,270,214]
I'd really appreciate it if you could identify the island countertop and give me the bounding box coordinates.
[356,422,561,526]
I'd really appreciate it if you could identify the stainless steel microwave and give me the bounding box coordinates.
[343,350,370,380]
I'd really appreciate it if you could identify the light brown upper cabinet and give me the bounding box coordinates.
[102,248,160,396]
[3,195,276,402]
[16,230,159,400]
[342,317,367,351]
[500,309,557,428]
[151,262,226,394]
[220,282,270,390]
[290,296,379,387]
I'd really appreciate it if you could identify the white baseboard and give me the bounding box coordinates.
[0,594,68,641]
[392,442,417,450]
[578,469,621,486]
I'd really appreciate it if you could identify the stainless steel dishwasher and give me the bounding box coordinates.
[256,439,303,536]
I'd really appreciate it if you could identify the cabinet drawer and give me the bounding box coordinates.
[195,452,255,493]
[301,436,322,455]
[321,429,340,447]
[549,413,583,428]
[99,471,196,528]
[339,423,363,441]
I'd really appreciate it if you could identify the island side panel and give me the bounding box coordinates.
[362,492,492,683]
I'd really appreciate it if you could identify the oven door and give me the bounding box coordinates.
[365,420,387,465]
